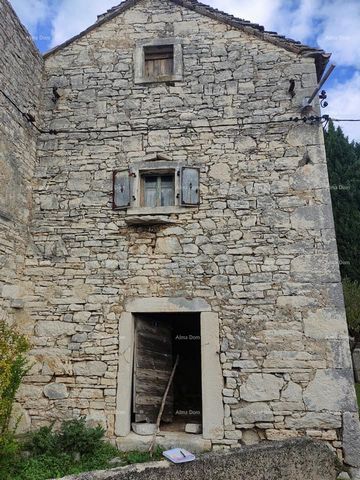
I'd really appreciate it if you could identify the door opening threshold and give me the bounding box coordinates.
[116,431,211,454]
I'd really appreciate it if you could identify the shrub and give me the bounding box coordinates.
[0,320,30,462]
[25,425,57,456]
[2,417,162,480]
[57,417,105,455]
[25,418,106,457]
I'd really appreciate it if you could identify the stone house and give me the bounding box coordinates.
[1,0,360,468]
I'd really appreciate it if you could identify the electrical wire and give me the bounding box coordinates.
[1,87,360,138]
[0,87,48,134]
[329,118,360,122]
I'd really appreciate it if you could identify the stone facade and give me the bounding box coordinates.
[0,0,43,431]
[1,0,360,468]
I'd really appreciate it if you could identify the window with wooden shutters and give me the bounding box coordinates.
[113,170,131,209]
[144,45,174,80]
[112,162,200,214]
[181,167,200,206]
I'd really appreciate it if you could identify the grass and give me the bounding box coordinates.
[1,445,163,480]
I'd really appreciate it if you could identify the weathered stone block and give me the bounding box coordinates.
[155,237,182,254]
[35,321,76,337]
[303,369,357,412]
[240,374,284,402]
[343,412,360,467]
[303,308,349,339]
[285,413,342,429]
[67,172,91,192]
[185,423,202,434]
[281,382,303,402]
[232,402,274,424]
[2,284,20,299]
[132,423,157,436]
[17,384,43,401]
[241,430,260,445]
[291,205,333,231]
[73,361,107,377]
[290,254,341,283]
[43,382,69,399]
[9,403,31,434]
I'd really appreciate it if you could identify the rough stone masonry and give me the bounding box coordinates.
[1,0,360,470]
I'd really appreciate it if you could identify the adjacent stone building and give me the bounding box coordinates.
[1,0,360,469]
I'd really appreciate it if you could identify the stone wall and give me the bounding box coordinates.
[16,0,360,466]
[0,1,43,339]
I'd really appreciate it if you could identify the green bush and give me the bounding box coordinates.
[25,425,57,456]
[1,418,162,480]
[0,320,30,466]
[25,418,106,456]
[2,419,118,480]
[57,417,105,455]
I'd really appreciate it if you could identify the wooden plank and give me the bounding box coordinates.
[135,393,174,405]
[133,316,174,424]
[144,57,173,78]
[136,335,172,355]
[149,355,179,454]
[136,353,173,371]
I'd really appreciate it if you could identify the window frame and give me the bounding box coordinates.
[140,170,176,208]
[134,38,183,84]
[133,162,180,210]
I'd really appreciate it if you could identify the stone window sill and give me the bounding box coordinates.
[124,206,198,226]
[134,74,183,85]
[124,215,177,226]
[129,206,194,216]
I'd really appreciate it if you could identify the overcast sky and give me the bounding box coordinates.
[9,0,360,141]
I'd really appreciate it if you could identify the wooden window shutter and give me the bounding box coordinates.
[181,167,200,205]
[113,169,131,209]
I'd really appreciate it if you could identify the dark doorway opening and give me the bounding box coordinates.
[132,313,202,433]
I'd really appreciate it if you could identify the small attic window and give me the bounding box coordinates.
[144,45,174,79]
[134,38,183,84]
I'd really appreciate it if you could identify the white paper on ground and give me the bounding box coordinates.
[162,448,196,464]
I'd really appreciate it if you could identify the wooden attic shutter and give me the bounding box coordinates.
[181,167,200,205]
[144,45,174,79]
[113,169,130,209]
